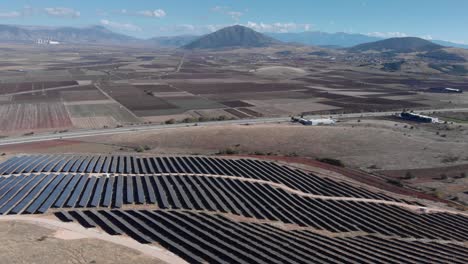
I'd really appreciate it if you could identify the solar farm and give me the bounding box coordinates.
[0,154,467,263]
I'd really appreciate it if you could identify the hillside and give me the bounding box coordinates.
[349,37,443,53]
[183,25,279,49]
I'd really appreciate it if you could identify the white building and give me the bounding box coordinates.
[299,118,336,126]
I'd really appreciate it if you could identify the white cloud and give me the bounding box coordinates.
[137,9,166,18]
[211,6,229,12]
[154,24,228,35]
[211,6,243,21]
[100,19,142,32]
[421,35,433,40]
[227,11,243,21]
[0,11,21,18]
[367,32,408,38]
[245,22,313,33]
[44,7,80,18]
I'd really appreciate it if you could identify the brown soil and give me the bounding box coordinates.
[0,221,166,264]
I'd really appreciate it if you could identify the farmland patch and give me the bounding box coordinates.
[0,103,72,132]
[221,100,254,107]
[171,82,308,95]
[66,103,140,124]
[71,116,119,129]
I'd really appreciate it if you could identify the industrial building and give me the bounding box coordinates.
[291,117,336,126]
[399,112,439,123]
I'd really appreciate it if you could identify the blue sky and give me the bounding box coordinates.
[0,0,467,43]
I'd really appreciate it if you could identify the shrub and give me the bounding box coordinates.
[386,179,403,187]
[316,158,345,167]
[217,148,239,155]
[134,146,144,153]
[402,171,415,180]
[442,155,459,163]
[165,119,176,124]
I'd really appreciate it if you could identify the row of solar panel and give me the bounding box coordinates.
[56,210,468,264]
[1,173,466,241]
[0,155,407,202]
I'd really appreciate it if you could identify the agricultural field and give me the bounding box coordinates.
[66,103,141,124]
[0,103,72,133]
[0,154,466,263]
[0,43,467,134]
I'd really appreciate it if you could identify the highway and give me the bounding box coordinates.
[0,108,467,146]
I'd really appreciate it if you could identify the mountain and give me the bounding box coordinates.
[349,37,443,53]
[267,31,381,48]
[148,35,198,47]
[0,24,139,45]
[183,25,280,50]
[267,31,468,50]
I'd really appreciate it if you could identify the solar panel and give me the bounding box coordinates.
[65,175,88,207]
[53,174,81,208]
[9,173,57,214]
[29,173,68,214]
[77,176,97,207]
[125,176,134,204]
[114,175,124,208]
[102,176,115,207]
[0,174,45,214]
[90,176,106,207]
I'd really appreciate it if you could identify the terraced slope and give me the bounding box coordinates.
[0,154,467,263]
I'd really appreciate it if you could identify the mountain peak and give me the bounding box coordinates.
[183,25,279,50]
[349,37,443,53]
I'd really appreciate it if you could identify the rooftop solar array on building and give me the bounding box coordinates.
[0,154,467,263]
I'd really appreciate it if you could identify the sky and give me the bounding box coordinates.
[0,0,467,43]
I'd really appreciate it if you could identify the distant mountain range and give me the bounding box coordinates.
[267,32,381,48]
[0,24,466,50]
[268,32,468,49]
[147,35,198,47]
[349,37,444,53]
[183,25,279,50]
[0,25,139,45]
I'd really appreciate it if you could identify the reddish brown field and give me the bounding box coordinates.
[171,82,307,95]
[100,84,177,114]
[238,108,263,117]
[134,85,178,93]
[0,103,72,132]
[221,100,254,107]
[380,164,468,182]
[0,81,78,95]
[224,108,251,118]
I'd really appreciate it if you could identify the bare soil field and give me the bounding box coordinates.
[100,84,178,115]
[3,121,467,172]
[0,81,78,95]
[0,103,72,133]
[71,116,119,129]
[66,103,140,124]
[0,221,165,264]
[171,82,307,95]
[0,44,466,136]
[60,89,108,102]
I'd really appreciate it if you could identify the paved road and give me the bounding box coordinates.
[1,108,467,146]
